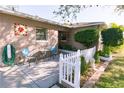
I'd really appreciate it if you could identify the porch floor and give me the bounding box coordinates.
[0,59,59,88]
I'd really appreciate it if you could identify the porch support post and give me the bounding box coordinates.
[59,53,63,84]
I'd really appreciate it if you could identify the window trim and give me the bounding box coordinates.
[36,28,48,41]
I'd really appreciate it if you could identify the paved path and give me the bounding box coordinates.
[51,85,60,88]
[0,60,59,88]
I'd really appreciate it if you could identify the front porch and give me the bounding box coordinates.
[0,59,59,88]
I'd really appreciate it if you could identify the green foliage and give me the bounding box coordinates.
[94,51,100,63]
[110,23,119,28]
[53,5,99,23]
[59,44,77,51]
[101,28,124,47]
[53,5,81,23]
[53,5,124,23]
[110,44,124,53]
[74,29,99,48]
[100,46,111,57]
[119,25,124,31]
[95,49,124,87]
[115,5,124,14]
[110,22,124,31]
[80,56,89,75]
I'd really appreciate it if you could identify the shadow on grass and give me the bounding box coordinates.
[95,57,124,88]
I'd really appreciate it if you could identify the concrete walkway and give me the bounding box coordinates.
[0,60,59,88]
[51,84,60,88]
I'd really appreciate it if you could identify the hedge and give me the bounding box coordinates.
[101,28,124,47]
[74,29,99,48]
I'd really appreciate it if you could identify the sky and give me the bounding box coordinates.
[14,5,124,25]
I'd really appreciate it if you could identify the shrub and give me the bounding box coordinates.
[99,46,111,57]
[101,28,124,47]
[103,45,111,57]
[59,44,77,51]
[74,29,99,48]
[101,28,124,56]
[94,51,100,63]
[80,56,89,75]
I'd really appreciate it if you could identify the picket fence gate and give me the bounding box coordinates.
[59,47,96,88]
[59,50,81,88]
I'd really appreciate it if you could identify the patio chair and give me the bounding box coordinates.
[21,48,38,66]
[21,47,49,66]
[48,46,58,59]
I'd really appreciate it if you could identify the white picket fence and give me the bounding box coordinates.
[80,47,96,63]
[59,47,96,88]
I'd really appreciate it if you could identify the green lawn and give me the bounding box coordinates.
[95,48,124,88]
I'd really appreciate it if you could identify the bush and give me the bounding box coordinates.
[74,29,99,48]
[99,46,111,57]
[101,28,124,47]
[94,51,100,63]
[59,44,77,51]
[80,56,89,75]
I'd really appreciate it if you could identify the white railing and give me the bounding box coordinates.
[80,47,96,63]
[59,46,96,88]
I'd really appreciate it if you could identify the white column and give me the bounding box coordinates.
[59,53,63,84]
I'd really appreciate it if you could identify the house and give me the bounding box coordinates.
[58,22,106,50]
[0,7,106,63]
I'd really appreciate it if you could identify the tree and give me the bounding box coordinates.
[101,28,124,56]
[53,5,81,23]
[53,5,99,23]
[53,5,124,23]
[101,28,123,47]
[110,22,124,31]
[110,23,119,28]
[115,5,124,14]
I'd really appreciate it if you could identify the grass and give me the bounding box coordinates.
[110,44,124,53]
[95,45,124,88]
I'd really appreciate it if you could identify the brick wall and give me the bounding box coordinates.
[0,13,58,63]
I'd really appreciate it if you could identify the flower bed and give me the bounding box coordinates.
[80,62,103,87]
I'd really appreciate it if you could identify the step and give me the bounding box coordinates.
[51,84,60,88]
[35,73,59,88]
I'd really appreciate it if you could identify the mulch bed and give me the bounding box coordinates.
[80,62,104,87]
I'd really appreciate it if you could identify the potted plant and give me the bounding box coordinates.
[99,46,112,61]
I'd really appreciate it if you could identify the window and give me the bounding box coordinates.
[59,32,67,40]
[36,28,47,40]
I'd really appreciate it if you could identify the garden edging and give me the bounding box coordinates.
[82,61,111,88]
